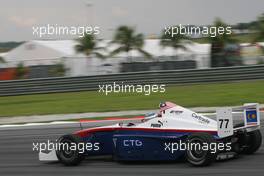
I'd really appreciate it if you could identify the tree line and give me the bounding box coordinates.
[76,13,264,67]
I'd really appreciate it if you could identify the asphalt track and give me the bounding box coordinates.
[0,120,264,176]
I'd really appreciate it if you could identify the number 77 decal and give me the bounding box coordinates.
[216,108,233,138]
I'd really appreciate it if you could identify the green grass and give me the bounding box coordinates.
[1,80,264,117]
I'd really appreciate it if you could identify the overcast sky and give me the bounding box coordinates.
[0,0,264,42]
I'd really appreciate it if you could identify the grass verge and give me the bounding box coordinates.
[0,80,264,117]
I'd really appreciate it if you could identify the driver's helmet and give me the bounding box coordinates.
[158,101,177,116]
[158,102,166,117]
[159,102,166,108]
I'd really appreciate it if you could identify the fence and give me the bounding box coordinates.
[0,65,264,96]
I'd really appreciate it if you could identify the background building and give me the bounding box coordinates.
[0,39,211,78]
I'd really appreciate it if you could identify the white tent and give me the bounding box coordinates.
[2,39,211,76]
[2,40,92,76]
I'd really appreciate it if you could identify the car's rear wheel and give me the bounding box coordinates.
[186,133,217,166]
[243,130,262,154]
[234,123,262,155]
[56,134,84,166]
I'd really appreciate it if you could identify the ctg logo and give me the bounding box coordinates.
[123,140,143,147]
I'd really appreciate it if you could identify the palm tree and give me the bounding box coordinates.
[253,13,264,42]
[0,56,4,63]
[75,34,105,58]
[160,28,190,57]
[110,26,151,61]
[252,13,264,59]
[210,18,237,67]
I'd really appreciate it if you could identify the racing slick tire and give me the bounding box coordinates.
[56,134,84,166]
[186,133,217,166]
[234,123,262,155]
[243,130,262,154]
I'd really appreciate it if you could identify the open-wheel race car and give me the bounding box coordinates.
[39,101,262,166]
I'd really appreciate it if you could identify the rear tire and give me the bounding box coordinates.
[243,130,262,154]
[186,133,217,166]
[56,134,84,166]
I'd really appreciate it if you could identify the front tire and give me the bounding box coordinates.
[56,134,84,166]
[186,133,217,166]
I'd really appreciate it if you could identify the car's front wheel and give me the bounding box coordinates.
[56,134,84,166]
[186,133,217,166]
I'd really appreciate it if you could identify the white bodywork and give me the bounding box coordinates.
[136,105,217,131]
[39,149,58,161]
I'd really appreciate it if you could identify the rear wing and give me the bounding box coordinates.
[216,103,260,138]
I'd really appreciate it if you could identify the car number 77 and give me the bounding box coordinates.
[218,119,229,129]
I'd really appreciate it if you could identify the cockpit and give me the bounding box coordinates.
[119,102,178,127]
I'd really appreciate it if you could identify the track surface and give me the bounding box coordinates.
[0,121,264,176]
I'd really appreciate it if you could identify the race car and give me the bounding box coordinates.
[39,101,262,166]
